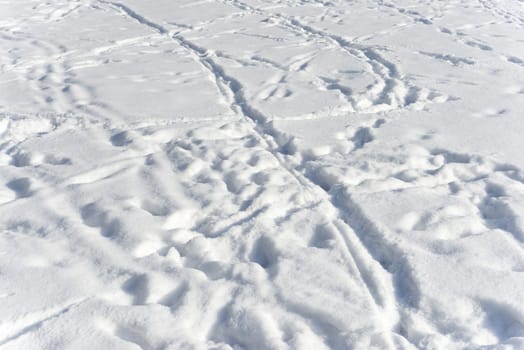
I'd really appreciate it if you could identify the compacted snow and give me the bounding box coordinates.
[1,0,524,349]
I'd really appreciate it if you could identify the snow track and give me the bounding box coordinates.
[96,1,411,346]
[1,0,524,349]
[220,0,445,114]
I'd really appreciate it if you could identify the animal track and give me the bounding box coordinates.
[6,178,32,198]
[2,0,523,348]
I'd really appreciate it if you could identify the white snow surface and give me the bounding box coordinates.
[1,0,524,349]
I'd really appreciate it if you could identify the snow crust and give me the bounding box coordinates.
[1,0,524,349]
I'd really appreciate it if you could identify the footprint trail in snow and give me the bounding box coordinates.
[1,0,524,349]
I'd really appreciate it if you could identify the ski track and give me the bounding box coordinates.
[96,0,408,346]
[1,0,524,348]
[0,298,88,347]
[220,0,443,113]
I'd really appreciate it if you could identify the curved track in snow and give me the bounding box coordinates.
[1,0,524,349]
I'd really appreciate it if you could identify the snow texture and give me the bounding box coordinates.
[1,0,524,349]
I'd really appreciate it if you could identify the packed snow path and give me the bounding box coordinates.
[1,0,524,349]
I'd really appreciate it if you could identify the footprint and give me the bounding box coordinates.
[352,127,374,150]
[466,40,493,51]
[479,195,522,241]
[80,202,121,238]
[249,235,278,271]
[122,274,149,305]
[9,150,33,167]
[505,56,524,66]
[419,51,475,66]
[309,223,337,249]
[110,130,133,147]
[158,282,189,309]
[44,154,72,165]
[373,118,386,128]
[431,149,471,164]
[485,182,506,198]
[6,177,32,198]
[478,299,524,341]
[223,170,246,194]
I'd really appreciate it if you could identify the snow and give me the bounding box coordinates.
[1,0,524,349]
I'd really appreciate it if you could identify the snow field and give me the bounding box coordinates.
[1,0,524,349]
